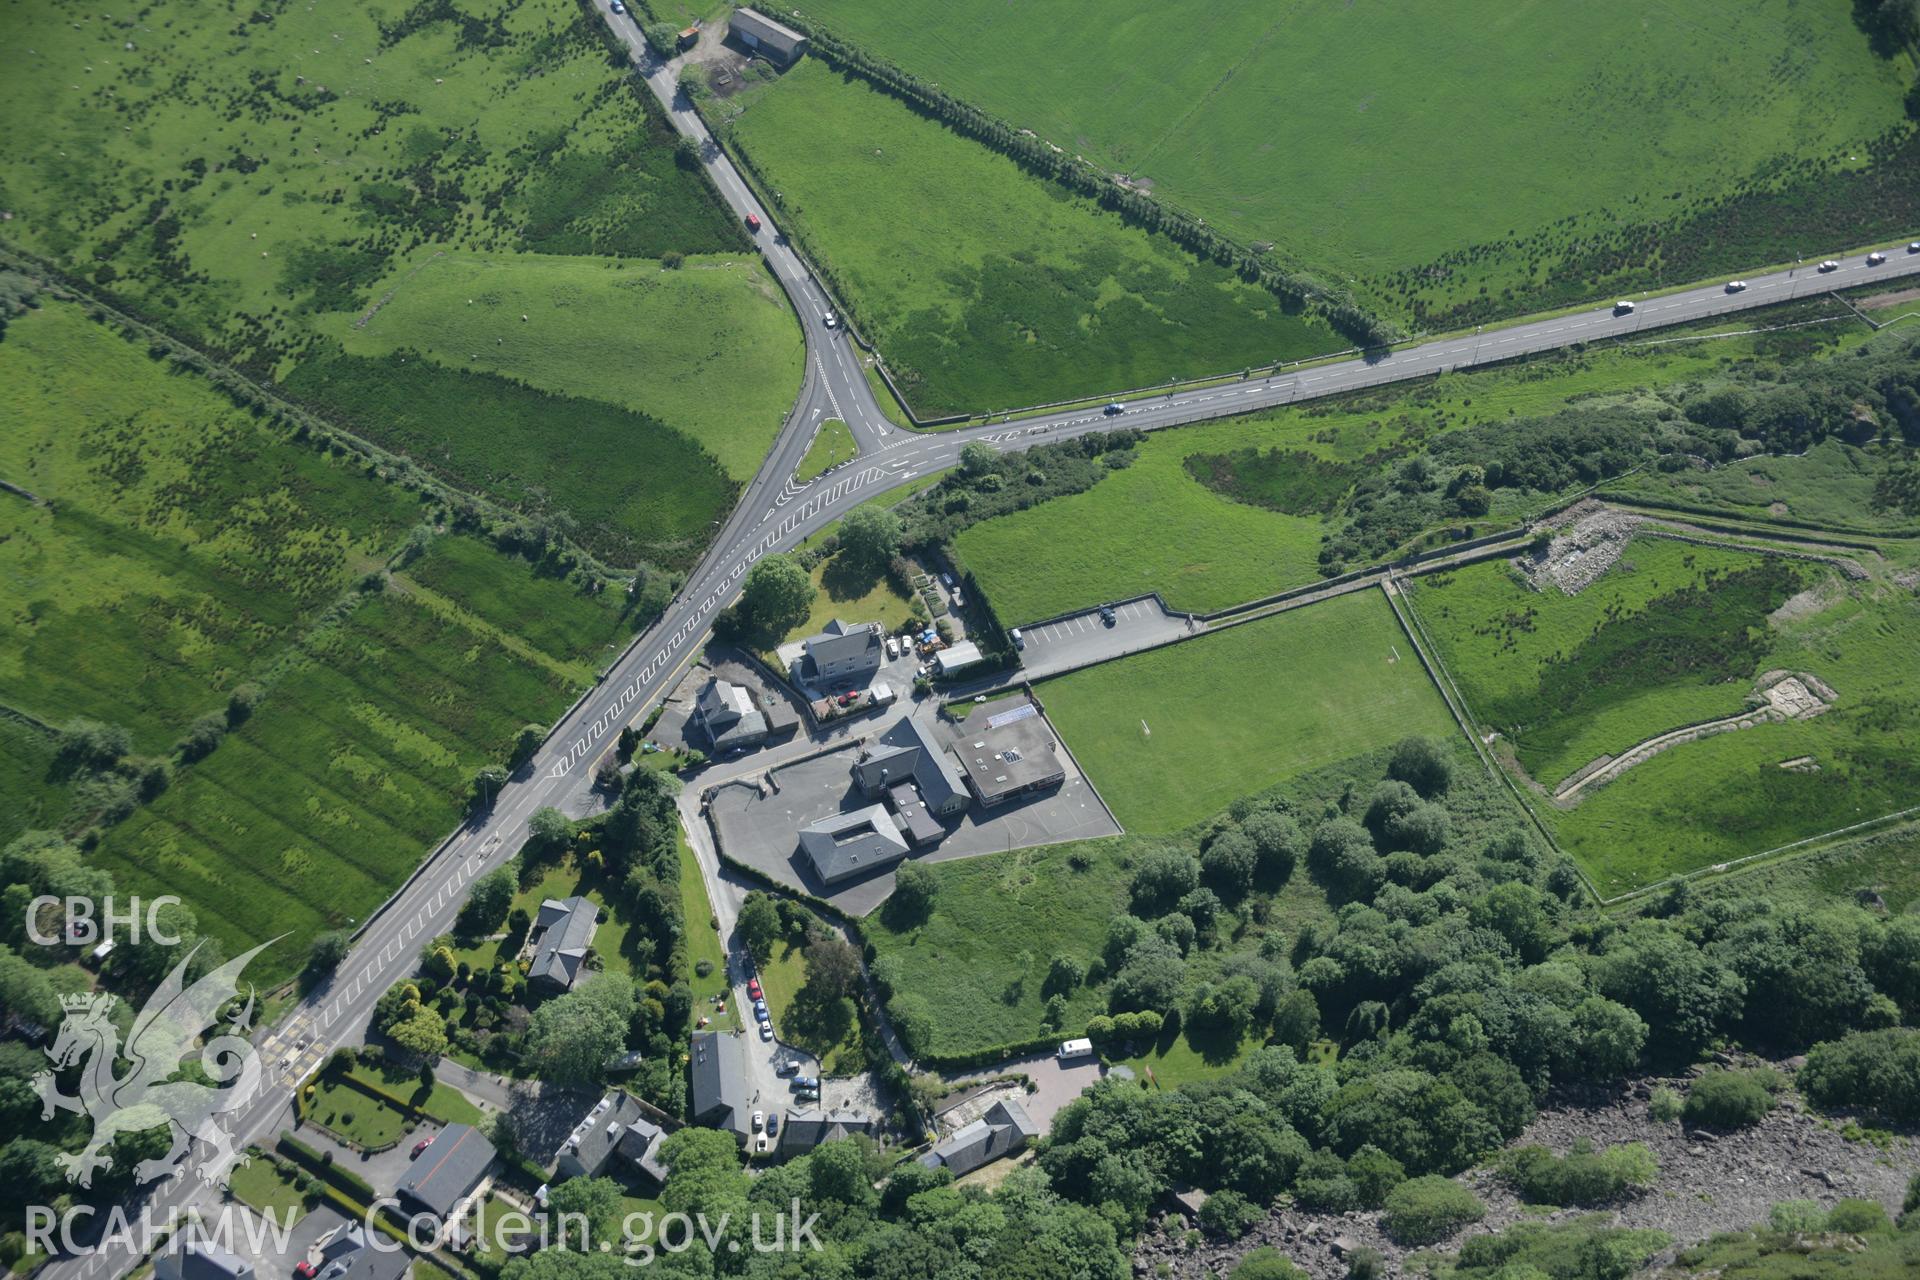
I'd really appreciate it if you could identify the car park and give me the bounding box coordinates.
[1867,251,1887,265]
[1725,280,1746,292]
[1818,260,1840,272]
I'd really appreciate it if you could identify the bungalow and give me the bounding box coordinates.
[396,1123,496,1222]
[528,896,599,994]
[798,805,910,885]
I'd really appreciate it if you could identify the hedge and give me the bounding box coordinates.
[277,1131,379,1202]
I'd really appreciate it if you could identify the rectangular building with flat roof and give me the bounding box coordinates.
[953,698,1066,807]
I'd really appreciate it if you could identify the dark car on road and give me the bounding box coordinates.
[1099,605,1117,626]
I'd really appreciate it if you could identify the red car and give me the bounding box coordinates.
[411,1137,435,1159]
[747,978,763,1000]
[745,213,761,232]
[294,1265,316,1280]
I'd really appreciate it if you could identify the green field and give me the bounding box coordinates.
[0,301,421,751]
[0,718,73,844]
[402,534,642,678]
[794,419,859,484]
[955,330,1831,624]
[1608,439,1920,531]
[724,59,1341,416]
[322,252,803,482]
[1041,591,1456,833]
[1410,538,1920,891]
[0,0,796,571]
[1408,536,1796,787]
[792,0,1916,325]
[92,587,586,987]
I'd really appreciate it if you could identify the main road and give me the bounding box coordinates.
[42,7,1920,1276]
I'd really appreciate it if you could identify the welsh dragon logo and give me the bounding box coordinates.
[32,940,274,1189]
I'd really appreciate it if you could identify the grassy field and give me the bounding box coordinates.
[1685,825,1920,916]
[0,301,421,751]
[1410,540,1920,892]
[1408,536,1795,786]
[1607,439,1920,531]
[402,534,641,679]
[1041,591,1456,833]
[305,1078,409,1150]
[93,590,587,987]
[724,60,1341,416]
[1541,577,1920,892]
[755,935,863,1076]
[321,252,802,482]
[953,324,1865,624]
[0,0,792,570]
[795,419,859,484]
[0,719,73,844]
[792,0,1915,324]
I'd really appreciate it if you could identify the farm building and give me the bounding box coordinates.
[728,8,808,65]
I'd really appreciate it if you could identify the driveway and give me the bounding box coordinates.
[939,1052,1107,1131]
[1013,595,1197,681]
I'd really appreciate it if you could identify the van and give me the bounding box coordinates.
[1613,300,1635,315]
[1010,628,1024,649]
[885,636,900,660]
[952,589,965,608]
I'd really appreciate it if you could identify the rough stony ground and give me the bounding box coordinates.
[1132,1066,1918,1279]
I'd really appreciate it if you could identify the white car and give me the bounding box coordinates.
[1613,300,1635,315]
[1725,281,1746,293]
[1867,251,1887,266]
[1909,242,1920,254]
[759,1021,774,1041]
[752,1110,765,1133]
[1818,260,1840,273]
[822,312,838,329]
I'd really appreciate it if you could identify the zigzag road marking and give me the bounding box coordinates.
[549,468,886,778]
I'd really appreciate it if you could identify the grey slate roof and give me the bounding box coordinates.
[779,1108,876,1155]
[802,619,883,683]
[798,804,910,884]
[154,1242,254,1280]
[729,7,808,61]
[396,1123,496,1218]
[853,717,968,815]
[690,1031,752,1139]
[529,896,599,991]
[555,1091,670,1186]
[314,1226,408,1280]
[915,1099,1039,1177]
[695,678,769,751]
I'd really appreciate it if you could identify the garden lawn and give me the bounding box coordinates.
[227,1154,309,1226]
[1115,1025,1263,1090]
[793,0,1914,322]
[781,552,919,651]
[1041,591,1456,833]
[305,1078,408,1150]
[725,59,1341,417]
[322,252,801,482]
[755,936,862,1076]
[0,302,419,752]
[679,836,736,1033]
[795,419,859,484]
[94,591,586,989]
[954,326,1836,623]
[1406,536,1792,787]
[349,1061,487,1127]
